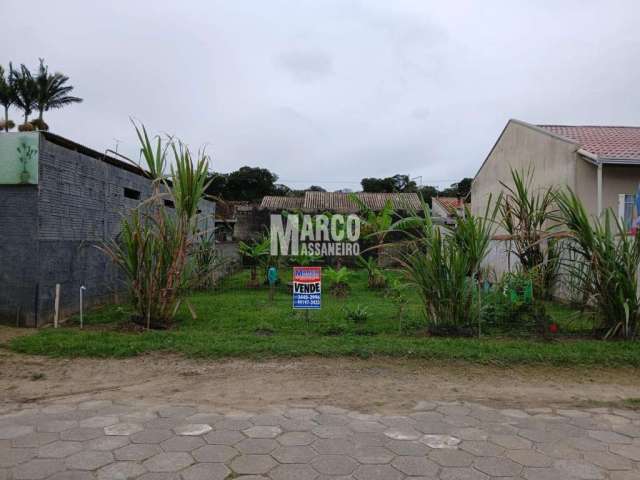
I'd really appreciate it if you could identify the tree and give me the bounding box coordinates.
[439,177,473,199]
[34,58,82,123]
[11,64,37,124]
[0,64,16,132]
[308,185,326,192]
[361,174,417,193]
[223,166,279,201]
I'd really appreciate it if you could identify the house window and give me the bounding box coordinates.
[618,194,636,228]
[124,187,140,200]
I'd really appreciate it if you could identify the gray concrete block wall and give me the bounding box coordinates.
[0,133,215,327]
[0,186,39,326]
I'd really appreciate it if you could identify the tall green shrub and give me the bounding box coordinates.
[498,168,560,298]
[393,198,498,335]
[101,123,212,328]
[556,189,640,339]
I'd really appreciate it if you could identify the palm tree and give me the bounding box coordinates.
[11,64,37,124]
[0,63,16,131]
[34,59,82,124]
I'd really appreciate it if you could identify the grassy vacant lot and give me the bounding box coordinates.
[10,269,640,366]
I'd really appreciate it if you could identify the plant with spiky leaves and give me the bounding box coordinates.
[100,122,212,328]
[0,63,16,132]
[556,189,640,339]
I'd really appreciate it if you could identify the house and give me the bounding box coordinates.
[432,196,467,225]
[260,191,422,213]
[472,119,640,224]
[0,132,215,327]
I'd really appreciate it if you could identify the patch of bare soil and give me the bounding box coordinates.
[1,345,640,413]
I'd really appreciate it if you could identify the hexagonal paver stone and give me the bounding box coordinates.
[351,445,393,464]
[421,434,461,449]
[387,439,431,456]
[384,427,422,440]
[310,438,353,456]
[474,457,523,477]
[350,421,386,433]
[48,472,95,480]
[13,459,65,479]
[230,455,277,475]
[391,456,439,477]
[311,455,358,475]
[610,444,640,461]
[173,424,212,436]
[115,443,161,461]
[157,406,197,418]
[86,435,130,451]
[65,450,114,470]
[489,434,532,450]
[237,438,279,454]
[181,463,232,480]
[588,430,632,444]
[0,447,36,468]
[272,446,317,464]
[312,426,351,439]
[354,464,404,480]
[243,426,282,438]
[522,467,576,480]
[160,435,204,452]
[277,432,316,446]
[36,421,75,434]
[104,423,144,436]
[204,430,245,445]
[12,432,58,448]
[79,416,119,428]
[440,466,489,480]
[553,460,605,479]
[215,419,253,431]
[430,448,474,467]
[507,450,552,467]
[268,464,316,480]
[460,440,504,457]
[588,451,633,470]
[136,473,181,480]
[143,452,194,472]
[192,444,238,462]
[0,424,33,440]
[97,461,147,480]
[131,429,174,444]
[59,427,104,442]
[37,441,83,458]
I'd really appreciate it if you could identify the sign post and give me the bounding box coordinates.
[293,266,321,311]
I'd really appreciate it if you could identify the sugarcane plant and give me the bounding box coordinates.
[100,122,212,329]
[556,189,640,339]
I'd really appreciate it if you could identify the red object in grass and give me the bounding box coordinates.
[548,323,558,334]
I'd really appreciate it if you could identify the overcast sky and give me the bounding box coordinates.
[4,0,640,190]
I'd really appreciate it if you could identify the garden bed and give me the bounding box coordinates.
[9,269,640,367]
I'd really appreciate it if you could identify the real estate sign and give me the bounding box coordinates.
[293,266,321,309]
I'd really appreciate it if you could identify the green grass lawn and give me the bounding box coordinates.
[10,269,640,366]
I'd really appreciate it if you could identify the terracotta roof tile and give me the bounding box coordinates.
[260,192,421,212]
[538,125,640,160]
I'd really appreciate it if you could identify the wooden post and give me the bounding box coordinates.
[54,284,60,328]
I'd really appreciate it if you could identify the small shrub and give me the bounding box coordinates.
[18,122,34,132]
[356,256,386,289]
[344,304,370,324]
[325,267,352,297]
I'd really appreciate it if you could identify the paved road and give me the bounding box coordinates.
[1,399,640,479]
